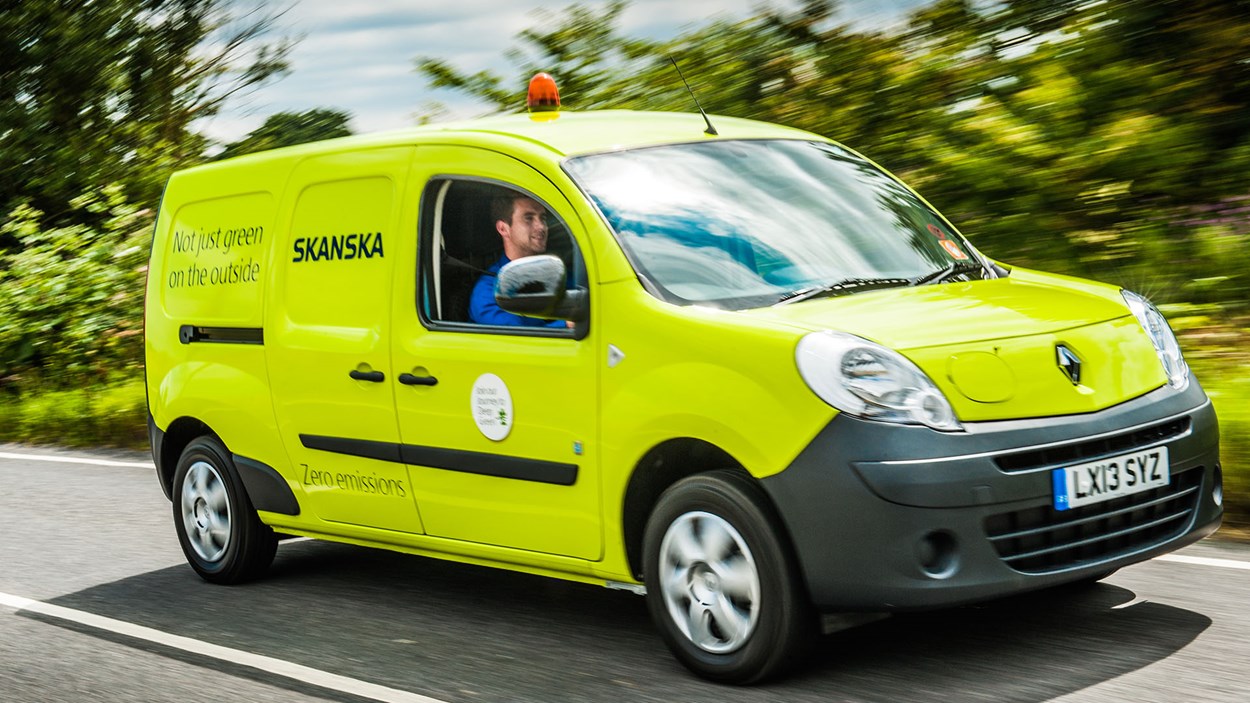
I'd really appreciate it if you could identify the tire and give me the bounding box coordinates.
[643,470,814,684]
[172,436,277,584]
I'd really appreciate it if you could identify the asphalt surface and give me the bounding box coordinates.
[1,444,1247,702]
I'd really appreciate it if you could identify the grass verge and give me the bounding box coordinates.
[1200,373,1250,535]
[0,378,147,450]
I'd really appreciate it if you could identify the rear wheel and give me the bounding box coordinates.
[643,470,814,683]
[172,436,277,584]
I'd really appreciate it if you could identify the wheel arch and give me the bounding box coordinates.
[155,416,217,500]
[622,438,784,581]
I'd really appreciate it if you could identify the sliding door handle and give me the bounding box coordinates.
[398,373,438,386]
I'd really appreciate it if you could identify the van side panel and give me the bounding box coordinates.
[146,158,293,489]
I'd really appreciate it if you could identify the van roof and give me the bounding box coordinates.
[207,110,823,168]
[421,110,822,156]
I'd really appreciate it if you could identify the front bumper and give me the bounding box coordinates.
[761,381,1222,611]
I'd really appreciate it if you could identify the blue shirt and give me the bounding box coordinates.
[468,255,567,328]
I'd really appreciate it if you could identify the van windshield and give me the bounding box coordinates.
[564,139,988,310]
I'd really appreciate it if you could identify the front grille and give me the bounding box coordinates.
[994,417,1190,473]
[984,468,1202,574]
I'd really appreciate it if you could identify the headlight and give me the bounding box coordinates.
[796,331,962,431]
[1122,290,1189,390]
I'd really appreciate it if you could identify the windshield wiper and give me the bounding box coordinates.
[773,277,911,306]
[909,261,985,287]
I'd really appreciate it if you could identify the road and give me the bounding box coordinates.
[2,445,1247,703]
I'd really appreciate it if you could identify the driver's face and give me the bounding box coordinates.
[500,197,548,260]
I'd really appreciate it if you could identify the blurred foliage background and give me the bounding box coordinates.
[422,0,1250,307]
[1,0,1247,529]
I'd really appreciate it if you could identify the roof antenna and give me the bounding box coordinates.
[668,56,718,136]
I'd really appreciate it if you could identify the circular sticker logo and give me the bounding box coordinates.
[471,373,513,441]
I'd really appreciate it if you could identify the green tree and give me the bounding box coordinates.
[417,0,657,112]
[217,108,354,160]
[0,0,292,231]
[419,0,1250,309]
[0,188,151,386]
[415,1,838,121]
[882,0,1250,303]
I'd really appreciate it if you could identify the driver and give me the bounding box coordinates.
[468,194,568,328]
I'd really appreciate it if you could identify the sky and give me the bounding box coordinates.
[200,0,921,146]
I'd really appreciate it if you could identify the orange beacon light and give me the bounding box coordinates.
[527,72,560,112]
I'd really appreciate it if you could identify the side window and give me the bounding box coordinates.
[418,178,584,333]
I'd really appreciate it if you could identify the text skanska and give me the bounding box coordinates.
[292,232,384,263]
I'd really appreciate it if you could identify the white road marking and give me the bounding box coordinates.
[0,591,448,703]
[0,451,152,469]
[1154,554,1250,571]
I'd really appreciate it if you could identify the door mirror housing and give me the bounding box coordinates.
[495,255,588,322]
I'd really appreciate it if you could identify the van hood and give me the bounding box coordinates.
[740,271,1170,421]
[741,272,1131,349]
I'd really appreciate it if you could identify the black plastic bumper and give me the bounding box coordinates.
[761,381,1222,611]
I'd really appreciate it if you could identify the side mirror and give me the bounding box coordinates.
[495,255,588,322]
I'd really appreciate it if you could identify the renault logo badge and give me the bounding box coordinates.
[1056,344,1082,385]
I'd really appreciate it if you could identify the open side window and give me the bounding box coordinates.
[417,177,583,333]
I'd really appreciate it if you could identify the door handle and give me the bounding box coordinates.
[398,373,438,386]
[349,369,385,382]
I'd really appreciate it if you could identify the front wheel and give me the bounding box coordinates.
[172,436,277,584]
[643,470,814,683]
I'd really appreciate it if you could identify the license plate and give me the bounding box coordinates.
[1052,447,1170,511]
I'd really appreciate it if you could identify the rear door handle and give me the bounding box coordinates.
[349,370,385,382]
[398,373,438,386]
